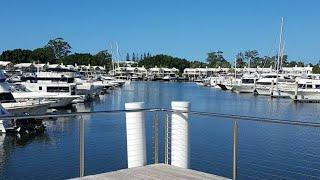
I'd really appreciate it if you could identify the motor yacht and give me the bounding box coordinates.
[232,74,258,93]
[0,70,51,116]
[11,84,80,108]
[284,79,320,101]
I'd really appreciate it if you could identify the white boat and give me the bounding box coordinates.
[209,77,221,88]
[284,79,320,102]
[0,70,51,116]
[232,74,258,93]
[256,74,279,96]
[12,85,80,108]
[256,74,296,97]
[20,81,85,103]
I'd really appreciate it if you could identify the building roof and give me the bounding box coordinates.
[0,61,12,66]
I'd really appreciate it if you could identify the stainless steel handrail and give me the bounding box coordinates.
[1,108,320,179]
[2,108,320,128]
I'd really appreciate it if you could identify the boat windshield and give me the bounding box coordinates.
[0,92,16,103]
[242,79,254,84]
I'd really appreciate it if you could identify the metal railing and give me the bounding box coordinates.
[1,108,320,179]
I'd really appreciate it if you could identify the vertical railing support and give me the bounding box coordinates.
[232,121,238,180]
[153,112,159,164]
[125,102,146,168]
[164,113,169,164]
[171,101,190,169]
[79,116,85,177]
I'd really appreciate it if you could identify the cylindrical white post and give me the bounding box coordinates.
[171,101,190,168]
[125,102,146,168]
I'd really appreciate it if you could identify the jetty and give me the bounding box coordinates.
[76,164,229,180]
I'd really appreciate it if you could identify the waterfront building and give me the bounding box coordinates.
[0,61,13,70]
[148,67,179,80]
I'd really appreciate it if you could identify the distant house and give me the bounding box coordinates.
[14,63,35,71]
[0,61,13,69]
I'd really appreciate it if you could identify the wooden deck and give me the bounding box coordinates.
[75,164,230,180]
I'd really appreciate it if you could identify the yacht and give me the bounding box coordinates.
[209,76,221,88]
[256,74,296,97]
[11,84,80,108]
[232,74,258,93]
[284,79,320,102]
[0,70,51,116]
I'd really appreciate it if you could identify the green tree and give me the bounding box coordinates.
[45,38,72,61]
[206,51,231,68]
[0,49,33,63]
[132,53,136,61]
[138,54,191,73]
[31,47,55,63]
[244,50,259,67]
[235,52,246,68]
[126,53,130,61]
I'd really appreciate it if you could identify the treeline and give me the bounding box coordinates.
[137,50,316,72]
[126,52,152,62]
[1,38,319,73]
[138,54,209,72]
[0,38,113,70]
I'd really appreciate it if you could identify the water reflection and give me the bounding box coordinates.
[0,82,319,180]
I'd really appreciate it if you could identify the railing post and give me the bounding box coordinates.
[153,112,159,164]
[125,102,146,168]
[171,101,190,169]
[232,121,238,180]
[164,113,169,164]
[79,116,85,177]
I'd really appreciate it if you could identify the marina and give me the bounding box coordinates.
[1,1,320,179]
[0,81,320,179]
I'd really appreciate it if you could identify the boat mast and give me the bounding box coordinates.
[116,42,120,68]
[280,41,286,70]
[234,57,237,79]
[276,17,284,92]
[276,17,284,73]
[110,43,115,75]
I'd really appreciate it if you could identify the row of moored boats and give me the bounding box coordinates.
[198,72,320,102]
[0,68,129,134]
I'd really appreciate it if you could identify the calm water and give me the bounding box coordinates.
[0,81,320,180]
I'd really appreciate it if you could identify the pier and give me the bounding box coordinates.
[75,164,229,180]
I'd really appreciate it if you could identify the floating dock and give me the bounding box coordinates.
[75,164,229,180]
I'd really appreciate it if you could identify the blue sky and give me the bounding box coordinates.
[0,0,319,63]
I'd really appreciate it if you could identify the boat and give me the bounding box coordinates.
[0,103,46,134]
[0,70,51,116]
[232,74,258,93]
[11,84,80,108]
[284,79,320,102]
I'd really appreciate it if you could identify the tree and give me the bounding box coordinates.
[132,53,136,61]
[45,38,72,61]
[235,52,246,68]
[138,54,191,73]
[31,47,55,63]
[0,49,33,63]
[143,53,147,60]
[126,53,130,61]
[206,51,231,68]
[244,50,259,67]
